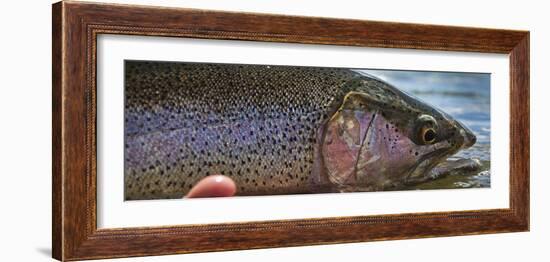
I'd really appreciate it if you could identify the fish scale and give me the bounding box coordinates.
[124,61,356,200]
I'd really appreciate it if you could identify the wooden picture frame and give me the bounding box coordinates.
[52,1,529,261]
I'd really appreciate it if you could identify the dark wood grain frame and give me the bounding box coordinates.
[52,1,529,261]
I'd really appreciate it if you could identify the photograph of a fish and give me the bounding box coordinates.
[124,61,490,200]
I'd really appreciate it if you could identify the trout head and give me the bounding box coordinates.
[319,73,476,191]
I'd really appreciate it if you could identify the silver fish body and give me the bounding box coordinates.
[124,61,476,200]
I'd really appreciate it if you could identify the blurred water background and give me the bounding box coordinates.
[362,69,491,189]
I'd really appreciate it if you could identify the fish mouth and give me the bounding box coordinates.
[404,147,449,184]
[405,124,477,184]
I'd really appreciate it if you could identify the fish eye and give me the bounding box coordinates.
[415,114,438,145]
[421,127,437,144]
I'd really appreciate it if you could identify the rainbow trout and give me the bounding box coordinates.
[124,61,476,200]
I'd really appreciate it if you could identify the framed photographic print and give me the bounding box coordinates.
[52,1,529,261]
